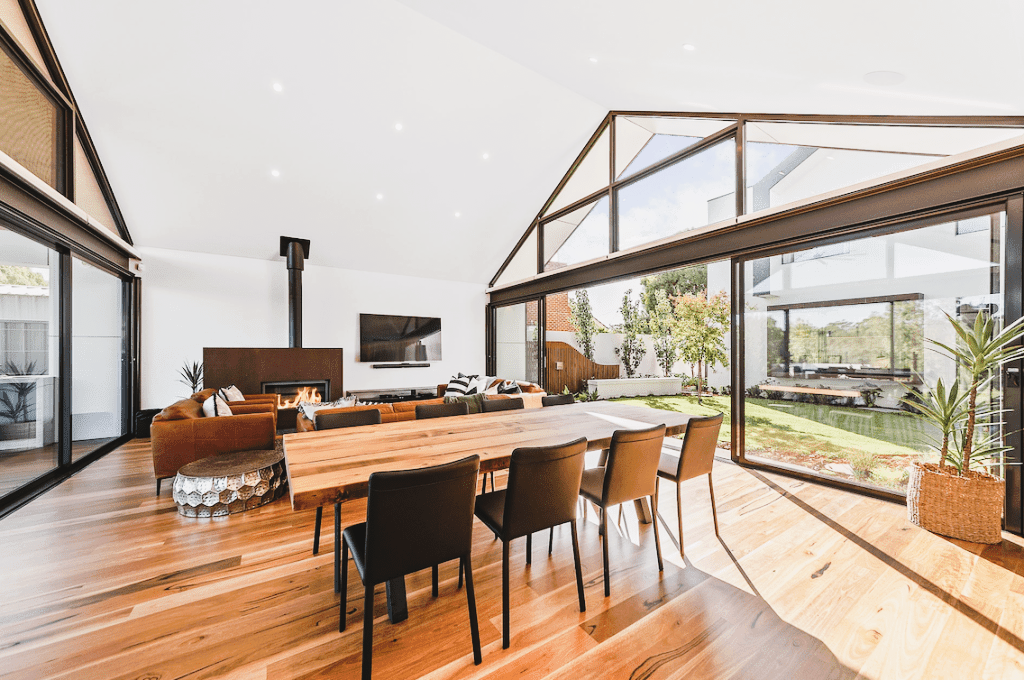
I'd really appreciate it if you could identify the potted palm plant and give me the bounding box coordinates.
[0,361,40,441]
[903,312,1024,543]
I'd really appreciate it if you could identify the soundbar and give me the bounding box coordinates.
[371,363,431,369]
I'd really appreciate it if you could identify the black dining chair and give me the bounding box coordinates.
[416,401,470,419]
[541,393,575,407]
[312,408,383,557]
[481,397,525,413]
[341,455,483,679]
[477,397,525,492]
[657,413,724,557]
[578,423,666,597]
[474,437,588,649]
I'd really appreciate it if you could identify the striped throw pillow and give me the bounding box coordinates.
[444,375,473,396]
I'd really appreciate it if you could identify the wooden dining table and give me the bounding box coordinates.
[283,400,692,623]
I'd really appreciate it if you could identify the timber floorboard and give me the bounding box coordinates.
[1,438,1024,678]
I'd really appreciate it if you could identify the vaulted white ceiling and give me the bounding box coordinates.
[34,0,1024,284]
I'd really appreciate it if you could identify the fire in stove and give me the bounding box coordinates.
[261,380,330,409]
[278,387,322,408]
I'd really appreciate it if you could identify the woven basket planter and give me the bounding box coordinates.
[906,461,1004,544]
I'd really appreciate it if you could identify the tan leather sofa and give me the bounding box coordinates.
[150,392,277,493]
[295,381,548,432]
[295,398,446,432]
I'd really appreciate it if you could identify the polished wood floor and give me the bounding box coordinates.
[1,438,1023,679]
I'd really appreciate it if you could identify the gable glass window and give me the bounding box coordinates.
[615,116,734,179]
[744,122,1023,214]
[0,227,59,498]
[618,138,736,251]
[543,196,609,271]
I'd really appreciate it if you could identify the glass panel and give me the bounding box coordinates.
[616,116,735,179]
[494,229,537,287]
[72,258,124,459]
[543,196,609,271]
[0,226,59,498]
[618,138,736,251]
[544,126,609,217]
[744,210,1006,494]
[744,121,1024,214]
[495,301,539,384]
[0,45,59,189]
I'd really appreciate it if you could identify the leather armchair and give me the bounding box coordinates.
[151,397,277,494]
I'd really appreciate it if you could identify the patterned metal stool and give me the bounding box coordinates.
[173,449,287,518]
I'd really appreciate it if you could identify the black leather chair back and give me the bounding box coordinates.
[674,413,724,482]
[481,397,524,413]
[541,393,575,407]
[503,437,587,539]
[416,401,470,419]
[603,424,666,507]
[363,455,480,585]
[315,408,381,430]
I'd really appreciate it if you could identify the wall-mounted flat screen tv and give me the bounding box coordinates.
[359,313,442,362]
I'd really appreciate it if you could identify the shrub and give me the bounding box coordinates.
[847,450,877,481]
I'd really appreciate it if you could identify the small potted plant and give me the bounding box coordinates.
[903,312,1024,543]
[0,361,41,441]
[179,360,203,397]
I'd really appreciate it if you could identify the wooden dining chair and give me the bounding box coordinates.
[311,408,382,556]
[341,455,483,679]
[416,401,470,419]
[656,412,724,557]
[541,393,575,407]
[578,423,666,597]
[473,437,588,649]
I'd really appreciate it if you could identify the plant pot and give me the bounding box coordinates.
[906,461,1004,544]
[0,421,36,441]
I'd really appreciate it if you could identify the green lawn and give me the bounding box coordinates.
[611,394,934,491]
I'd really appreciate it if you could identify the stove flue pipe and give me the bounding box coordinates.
[280,237,310,349]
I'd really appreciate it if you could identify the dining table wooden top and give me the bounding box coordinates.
[283,401,693,511]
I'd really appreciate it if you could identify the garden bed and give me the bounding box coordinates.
[586,377,683,399]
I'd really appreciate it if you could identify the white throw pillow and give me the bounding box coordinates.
[202,394,233,417]
[218,385,245,402]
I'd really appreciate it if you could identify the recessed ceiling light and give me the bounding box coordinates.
[482,153,489,160]
[272,82,283,93]
[271,169,280,178]
[589,57,598,63]
[683,44,696,51]
[454,212,461,218]
[778,171,785,176]
[394,123,403,131]
[826,155,835,160]
[863,70,906,86]
[376,193,383,200]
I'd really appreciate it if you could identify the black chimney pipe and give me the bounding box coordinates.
[280,237,310,349]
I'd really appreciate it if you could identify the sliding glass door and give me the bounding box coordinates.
[741,208,1008,494]
[493,300,542,384]
[0,227,60,497]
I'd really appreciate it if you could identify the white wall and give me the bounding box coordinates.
[140,247,486,409]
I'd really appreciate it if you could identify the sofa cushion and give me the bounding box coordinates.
[202,394,233,417]
[444,393,486,413]
[497,380,522,395]
[192,388,218,403]
[517,381,545,394]
[444,375,477,396]
[218,385,245,402]
[154,398,204,422]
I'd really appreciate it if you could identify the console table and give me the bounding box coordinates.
[345,386,439,403]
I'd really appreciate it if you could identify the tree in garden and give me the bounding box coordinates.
[648,289,678,377]
[641,265,706,319]
[674,290,730,403]
[568,289,597,362]
[614,289,646,378]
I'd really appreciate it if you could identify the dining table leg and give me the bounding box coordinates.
[334,502,341,592]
